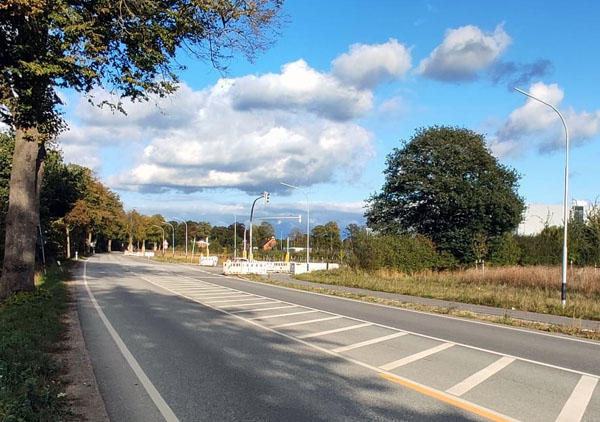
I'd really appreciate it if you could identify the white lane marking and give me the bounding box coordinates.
[190,292,241,298]
[332,332,409,353]
[250,310,318,320]
[184,289,232,295]
[143,267,600,379]
[204,297,266,304]
[197,266,600,348]
[298,323,373,339]
[271,316,343,329]
[134,271,517,422]
[190,294,251,300]
[555,375,598,422]
[380,343,455,371]
[446,356,515,397]
[83,262,179,422]
[230,305,298,314]
[218,301,277,308]
[178,287,226,291]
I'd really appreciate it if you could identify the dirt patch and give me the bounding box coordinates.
[58,278,110,421]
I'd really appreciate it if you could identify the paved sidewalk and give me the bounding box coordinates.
[260,271,600,331]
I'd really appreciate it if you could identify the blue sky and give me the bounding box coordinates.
[55,0,600,233]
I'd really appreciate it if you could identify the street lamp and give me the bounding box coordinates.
[169,217,188,258]
[248,192,269,261]
[162,222,175,257]
[280,182,310,271]
[151,225,165,255]
[515,87,570,308]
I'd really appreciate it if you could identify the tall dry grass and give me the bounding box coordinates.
[297,266,600,320]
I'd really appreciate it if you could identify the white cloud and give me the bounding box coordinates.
[417,24,511,81]
[331,39,412,89]
[230,59,372,121]
[60,77,374,194]
[60,143,102,172]
[490,82,600,157]
[58,43,419,194]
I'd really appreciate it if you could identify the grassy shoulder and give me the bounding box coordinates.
[0,264,72,421]
[294,266,600,321]
[241,274,600,341]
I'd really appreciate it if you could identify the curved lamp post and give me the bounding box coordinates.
[169,217,188,258]
[515,87,570,308]
[280,182,310,271]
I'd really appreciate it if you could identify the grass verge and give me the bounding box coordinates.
[0,265,71,421]
[295,267,600,321]
[241,274,600,341]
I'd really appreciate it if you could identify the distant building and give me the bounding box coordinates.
[517,200,591,235]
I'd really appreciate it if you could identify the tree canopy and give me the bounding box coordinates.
[0,0,283,297]
[365,126,525,263]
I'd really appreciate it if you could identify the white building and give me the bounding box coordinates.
[517,200,592,235]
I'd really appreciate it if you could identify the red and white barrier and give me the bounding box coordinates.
[199,256,218,267]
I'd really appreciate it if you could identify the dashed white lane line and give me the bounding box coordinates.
[271,315,343,328]
[555,375,598,422]
[298,323,373,339]
[446,356,515,397]
[332,332,409,353]
[83,262,179,422]
[231,305,298,314]
[380,343,455,371]
[250,310,318,320]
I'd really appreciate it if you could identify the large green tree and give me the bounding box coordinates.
[366,126,525,263]
[0,0,283,297]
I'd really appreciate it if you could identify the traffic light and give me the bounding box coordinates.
[263,191,270,204]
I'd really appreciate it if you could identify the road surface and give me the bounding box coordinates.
[76,254,600,421]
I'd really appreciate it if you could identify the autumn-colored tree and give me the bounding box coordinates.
[1,0,283,297]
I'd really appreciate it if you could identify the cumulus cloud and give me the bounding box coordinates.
[57,42,419,194]
[331,39,412,89]
[417,24,511,81]
[60,76,374,194]
[489,82,600,157]
[230,59,372,121]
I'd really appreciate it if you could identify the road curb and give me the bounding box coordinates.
[62,265,110,422]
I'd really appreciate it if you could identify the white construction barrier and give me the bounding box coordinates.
[123,251,155,257]
[199,256,219,267]
[223,261,268,275]
[223,260,338,275]
[265,262,292,273]
[291,262,339,275]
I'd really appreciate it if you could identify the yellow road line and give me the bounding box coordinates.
[379,372,515,422]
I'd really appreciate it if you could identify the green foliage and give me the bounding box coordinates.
[1,0,283,132]
[366,126,525,263]
[347,231,440,273]
[488,233,521,266]
[516,225,562,266]
[0,266,70,421]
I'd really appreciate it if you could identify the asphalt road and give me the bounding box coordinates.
[76,254,600,422]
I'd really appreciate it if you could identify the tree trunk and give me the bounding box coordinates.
[107,238,112,252]
[66,226,71,259]
[128,234,133,252]
[1,127,45,299]
[141,240,145,253]
[86,231,92,254]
